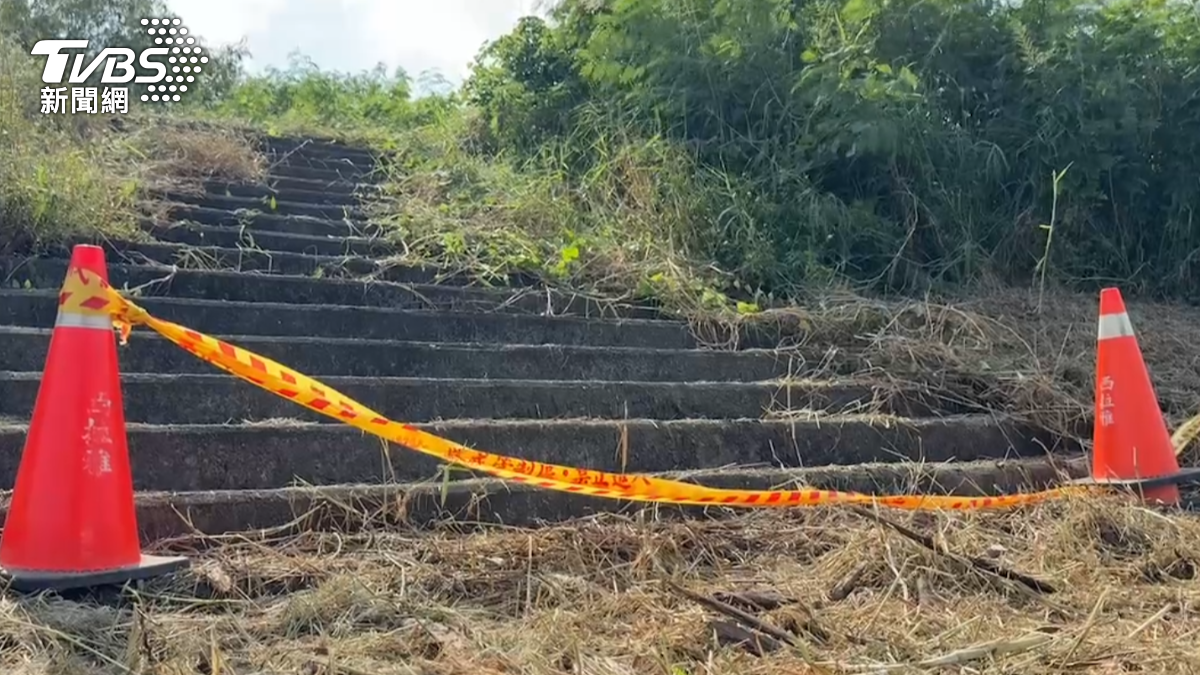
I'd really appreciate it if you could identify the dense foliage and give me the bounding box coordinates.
[4,0,1200,305]
[462,0,1200,300]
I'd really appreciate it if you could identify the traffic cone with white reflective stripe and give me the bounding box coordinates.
[0,244,187,591]
[1071,287,1200,504]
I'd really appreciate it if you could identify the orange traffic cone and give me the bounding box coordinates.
[1071,287,1200,504]
[0,244,188,591]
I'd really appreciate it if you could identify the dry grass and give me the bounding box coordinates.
[689,285,1200,457]
[351,136,1200,444]
[124,119,267,195]
[0,112,267,254]
[1,499,1197,674]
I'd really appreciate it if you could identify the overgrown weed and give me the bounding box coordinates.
[0,36,266,255]
[0,38,142,254]
[366,110,756,315]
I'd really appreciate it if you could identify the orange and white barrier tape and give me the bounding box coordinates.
[62,267,1097,511]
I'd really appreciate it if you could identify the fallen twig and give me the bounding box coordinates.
[849,631,1057,672]
[828,560,870,601]
[1056,586,1110,669]
[712,589,792,612]
[848,505,1058,594]
[713,589,830,643]
[666,580,799,648]
[709,619,784,656]
[666,579,835,672]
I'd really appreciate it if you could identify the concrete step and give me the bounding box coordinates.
[0,457,1088,538]
[2,260,664,318]
[0,327,791,381]
[204,181,363,206]
[0,369,849,424]
[163,192,370,221]
[18,240,388,281]
[0,292,696,348]
[260,136,377,163]
[10,243,540,290]
[266,141,376,160]
[145,221,394,257]
[266,153,377,175]
[263,134,376,153]
[260,175,367,195]
[161,204,381,239]
[96,241,393,280]
[91,239,533,287]
[269,163,375,183]
[0,417,1073,492]
[0,371,951,424]
[6,245,383,283]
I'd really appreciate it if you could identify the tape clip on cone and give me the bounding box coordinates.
[0,245,188,592]
[1069,287,1200,505]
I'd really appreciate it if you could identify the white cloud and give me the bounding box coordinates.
[165,0,544,85]
[165,0,288,51]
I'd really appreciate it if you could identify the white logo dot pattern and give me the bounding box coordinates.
[138,18,205,103]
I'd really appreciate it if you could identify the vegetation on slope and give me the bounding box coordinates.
[8,0,1200,441]
[215,0,1200,311]
[0,0,259,256]
[3,11,1200,669]
[4,0,1200,314]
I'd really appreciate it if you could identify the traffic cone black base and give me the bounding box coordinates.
[3,554,189,593]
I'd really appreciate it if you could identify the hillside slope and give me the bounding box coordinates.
[0,132,1118,537]
[0,132,1199,675]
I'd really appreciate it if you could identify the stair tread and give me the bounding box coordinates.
[0,413,1025,430]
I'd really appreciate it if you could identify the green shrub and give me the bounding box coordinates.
[464,0,1200,302]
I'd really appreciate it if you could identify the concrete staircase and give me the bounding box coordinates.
[0,135,1086,538]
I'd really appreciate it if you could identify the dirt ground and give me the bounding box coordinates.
[0,496,1198,675]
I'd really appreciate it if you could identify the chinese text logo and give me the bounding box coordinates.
[31,17,208,115]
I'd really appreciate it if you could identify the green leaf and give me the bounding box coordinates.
[842,0,875,23]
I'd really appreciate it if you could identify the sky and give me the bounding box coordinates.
[165,0,546,89]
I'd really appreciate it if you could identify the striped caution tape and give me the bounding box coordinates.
[57,266,123,329]
[68,267,1097,511]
